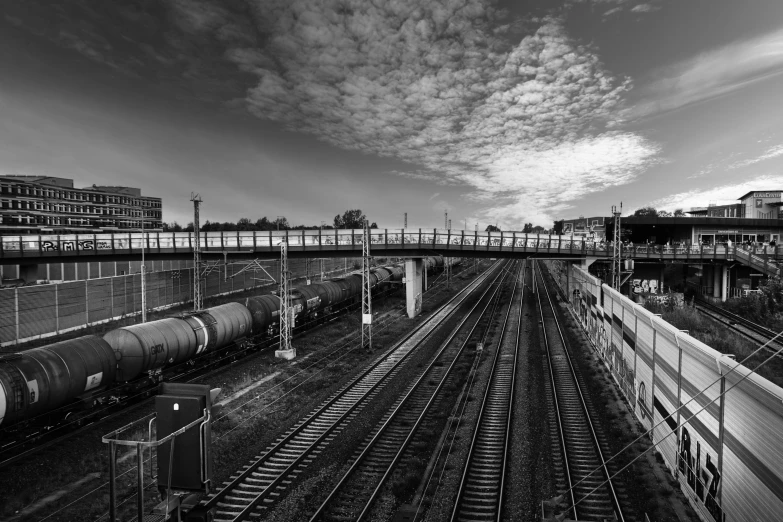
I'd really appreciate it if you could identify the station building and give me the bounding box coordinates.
[0,175,163,235]
[560,216,607,240]
[562,190,783,301]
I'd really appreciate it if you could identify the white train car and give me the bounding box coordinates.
[544,260,783,522]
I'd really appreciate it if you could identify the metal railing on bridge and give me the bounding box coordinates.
[1,231,781,269]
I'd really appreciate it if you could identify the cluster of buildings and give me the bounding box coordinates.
[0,174,162,234]
[560,190,783,246]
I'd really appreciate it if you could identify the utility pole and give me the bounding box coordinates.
[444,213,450,289]
[191,193,203,311]
[276,237,295,359]
[361,220,372,350]
[611,203,623,290]
[140,205,147,323]
[404,212,407,229]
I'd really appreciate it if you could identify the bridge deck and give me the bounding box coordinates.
[0,230,780,275]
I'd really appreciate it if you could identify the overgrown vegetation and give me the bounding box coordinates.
[643,297,783,388]
[719,276,783,332]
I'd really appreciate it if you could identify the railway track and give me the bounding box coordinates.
[200,262,502,522]
[309,260,519,522]
[694,296,783,351]
[535,262,625,522]
[449,260,523,521]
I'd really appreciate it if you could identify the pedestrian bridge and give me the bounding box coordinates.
[0,230,780,276]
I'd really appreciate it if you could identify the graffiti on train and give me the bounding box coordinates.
[679,426,724,522]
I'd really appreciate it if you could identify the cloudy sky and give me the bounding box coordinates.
[2,0,783,230]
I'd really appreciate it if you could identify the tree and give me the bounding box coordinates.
[674,208,686,217]
[486,224,501,232]
[633,206,658,217]
[522,223,534,233]
[553,220,564,235]
[334,209,368,229]
[272,216,289,230]
[531,225,546,233]
[255,217,272,230]
[184,222,194,232]
[237,217,253,230]
[163,221,183,232]
[658,210,672,217]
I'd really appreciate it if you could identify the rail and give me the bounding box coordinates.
[535,261,624,522]
[450,260,523,521]
[309,261,516,521]
[202,262,500,521]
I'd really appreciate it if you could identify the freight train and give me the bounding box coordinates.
[0,262,433,428]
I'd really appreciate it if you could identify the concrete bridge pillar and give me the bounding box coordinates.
[721,264,729,302]
[405,258,423,318]
[713,265,721,299]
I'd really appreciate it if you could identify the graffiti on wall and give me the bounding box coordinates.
[632,279,659,294]
[678,426,724,522]
[41,240,96,251]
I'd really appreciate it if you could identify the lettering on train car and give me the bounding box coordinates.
[27,380,39,404]
[150,344,164,355]
[679,427,724,522]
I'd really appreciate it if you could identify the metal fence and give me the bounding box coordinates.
[0,257,361,348]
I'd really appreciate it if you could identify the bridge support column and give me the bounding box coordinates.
[581,256,598,268]
[713,265,721,299]
[405,258,423,319]
[721,264,729,302]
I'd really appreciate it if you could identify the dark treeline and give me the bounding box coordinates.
[162,209,378,233]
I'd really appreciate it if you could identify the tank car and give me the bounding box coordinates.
[104,302,252,382]
[0,335,116,427]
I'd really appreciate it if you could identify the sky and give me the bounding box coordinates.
[2,0,783,230]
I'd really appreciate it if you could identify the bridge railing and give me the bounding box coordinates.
[1,230,605,257]
[2,231,782,263]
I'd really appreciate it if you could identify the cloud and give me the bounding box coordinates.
[649,175,783,212]
[231,4,658,227]
[630,27,783,119]
[729,144,783,169]
[630,4,659,13]
[428,192,440,201]
[7,1,660,228]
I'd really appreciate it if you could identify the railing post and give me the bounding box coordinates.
[108,441,117,522]
[136,442,144,522]
[38,234,42,256]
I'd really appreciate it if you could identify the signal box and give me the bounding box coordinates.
[156,382,217,493]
